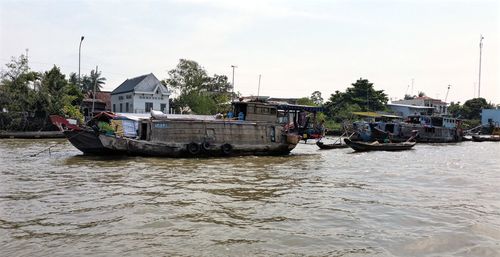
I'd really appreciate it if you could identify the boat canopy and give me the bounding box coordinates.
[274,104,324,113]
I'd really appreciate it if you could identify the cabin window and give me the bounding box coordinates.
[424,127,435,133]
[256,107,271,114]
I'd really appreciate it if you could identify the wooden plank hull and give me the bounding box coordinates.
[99,134,296,157]
[64,130,119,155]
[344,138,416,152]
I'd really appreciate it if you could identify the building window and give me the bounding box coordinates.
[145,102,153,112]
[126,102,129,112]
[161,103,166,112]
[113,104,116,112]
[126,95,132,99]
[120,103,123,112]
[118,96,124,100]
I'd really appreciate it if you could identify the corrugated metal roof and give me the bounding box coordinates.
[111,74,149,95]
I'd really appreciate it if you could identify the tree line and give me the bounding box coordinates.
[0,55,105,131]
[0,55,496,131]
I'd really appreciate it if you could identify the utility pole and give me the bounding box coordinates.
[478,35,484,98]
[78,36,85,87]
[445,85,451,103]
[257,74,261,98]
[231,65,237,99]
[411,78,414,96]
[92,66,98,117]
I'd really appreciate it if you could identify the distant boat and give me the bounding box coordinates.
[344,138,416,152]
[471,135,500,142]
[316,141,349,150]
[352,115,463,143]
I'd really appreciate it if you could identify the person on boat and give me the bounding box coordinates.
[227,111,234,119]
[238,112,245,120]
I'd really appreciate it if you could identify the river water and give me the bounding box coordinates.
[0,139,499,257]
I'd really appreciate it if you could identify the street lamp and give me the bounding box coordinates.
[78,36,85,86]
[231,65,237,98]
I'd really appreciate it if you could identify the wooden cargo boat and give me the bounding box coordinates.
[352,115,463,143]
[344,138,416,152]
[98,100,321,157]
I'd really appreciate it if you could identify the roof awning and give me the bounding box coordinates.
[352,112,401,119]
[352,111,381,117]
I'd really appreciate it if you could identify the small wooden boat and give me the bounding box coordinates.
[471,135,500,142]
[316,141,349,150]
[344,138,416,152]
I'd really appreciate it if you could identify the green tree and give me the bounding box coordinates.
[81,69,106,95]
[164,59,234,114]
[461,98,493,120]
[448,101,462,117]
[310,91,323,105]
[1,56,84,130]
[297,97,316,106]
[324,78,388,116]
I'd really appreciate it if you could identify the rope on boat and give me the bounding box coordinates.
[29,130,88,157]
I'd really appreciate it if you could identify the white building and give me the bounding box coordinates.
[387,103,435,117]
[111,73,170,113]
[392,96,448,115]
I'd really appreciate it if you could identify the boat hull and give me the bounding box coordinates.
[64,130,119,155]
[344,138,416,152]
[472,135,500,142]
[316,141,349,150]
[99,134,296,157]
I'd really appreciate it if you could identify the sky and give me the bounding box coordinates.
[1,0,499,104]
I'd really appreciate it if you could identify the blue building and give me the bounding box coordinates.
[481,109,500,125]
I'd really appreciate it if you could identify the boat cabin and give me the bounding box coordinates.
[232,100,325,140]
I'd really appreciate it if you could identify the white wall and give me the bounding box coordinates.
[111,92,169,113]
[132,92,169,113]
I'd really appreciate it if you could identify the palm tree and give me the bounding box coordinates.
[81,69,106,95]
